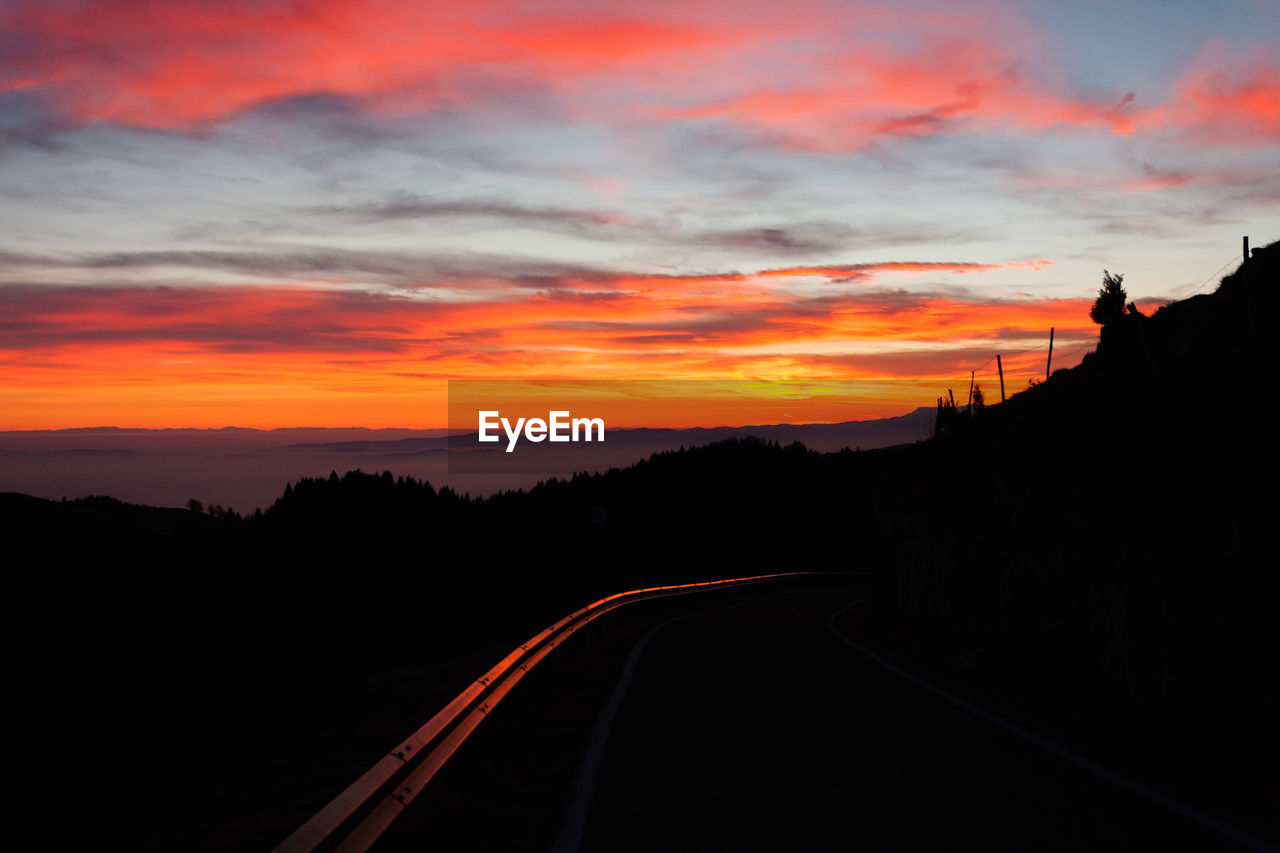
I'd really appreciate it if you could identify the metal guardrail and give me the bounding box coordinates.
[272,571,821,853]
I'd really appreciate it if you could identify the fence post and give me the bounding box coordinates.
[967,370,974,409]
[996,354,1006,402]
[1244,235,1250,263]
[1046,327,1054,381]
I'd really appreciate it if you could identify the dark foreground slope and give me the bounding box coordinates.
[3,439,884,850]
[873,248,1278,741]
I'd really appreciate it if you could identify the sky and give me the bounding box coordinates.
[1,0,1277,429]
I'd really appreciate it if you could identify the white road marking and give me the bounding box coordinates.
[552,588,802,853]
[828,596,1278,852]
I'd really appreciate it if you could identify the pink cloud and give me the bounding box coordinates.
[1159,55,1280,145]
[0,0,1146,150]
[0,0,744,128]
[662,37,1139,150]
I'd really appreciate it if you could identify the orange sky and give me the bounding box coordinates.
[2,1,1273,429]
[0,262,1100,428]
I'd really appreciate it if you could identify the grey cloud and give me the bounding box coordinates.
[306,192,621,231]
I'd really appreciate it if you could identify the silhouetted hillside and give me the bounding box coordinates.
[260,437,884,590]
[5,436,892,849]
[873,244,1278,727]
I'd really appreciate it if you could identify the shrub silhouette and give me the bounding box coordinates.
[1090,269,1127,325]
[935,395,957,435]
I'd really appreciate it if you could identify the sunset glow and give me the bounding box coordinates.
[2,0,1276,428]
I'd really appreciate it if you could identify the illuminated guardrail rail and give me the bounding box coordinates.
[272,571,828,853]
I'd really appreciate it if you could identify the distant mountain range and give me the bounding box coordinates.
[0,407,935,510]
[285,406,935,456]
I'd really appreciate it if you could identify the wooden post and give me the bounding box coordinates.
[967,371,974,408]
[1244,235,1250,263]
[948,388,956,408]
[1046,327,1054,381]
[996,354,1006,402]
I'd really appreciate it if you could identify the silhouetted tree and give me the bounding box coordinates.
[187,498,204,514]
[1090,269,1127,325]
[971,384,985,412]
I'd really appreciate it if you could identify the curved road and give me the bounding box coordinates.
[375,580,1244,852]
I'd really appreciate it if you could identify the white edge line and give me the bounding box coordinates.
[828,597,1278,853]
[272,574,808,852]
[552,587,805,853]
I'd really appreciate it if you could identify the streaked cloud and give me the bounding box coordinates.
[0,0,1276,428]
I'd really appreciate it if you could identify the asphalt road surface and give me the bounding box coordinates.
[375,580,1246,852]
